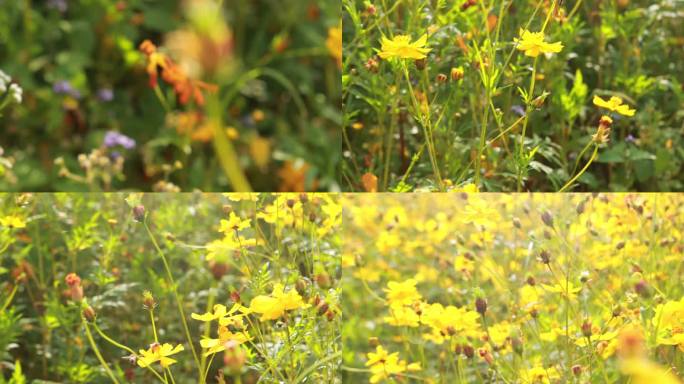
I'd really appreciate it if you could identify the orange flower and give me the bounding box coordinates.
[139,40,218,106]
[139,40,168,87]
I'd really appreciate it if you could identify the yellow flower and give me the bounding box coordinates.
[384,279,422,307]
[378,34,431,60]
[519,365,561,384]
[366,346,421,383]
[219,212,251,233]
[652,298,684,351]
[593,95,636,116]
[191,303,246,325]
[137,342,184,368]
[384,305,420,327]
[514,29,563,57]
[0,215,26,229]
[199,326,252,356]
[326,22,342,68]
[246,283,308,321]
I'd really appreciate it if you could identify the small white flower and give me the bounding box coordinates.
[10,83,22,104]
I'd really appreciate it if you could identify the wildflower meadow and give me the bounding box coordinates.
[341,0,684,192]
[0,193,341,383]
[342,193,684,383]
[0,0,341,192]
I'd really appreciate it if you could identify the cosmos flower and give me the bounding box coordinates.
[245,283,308,321]
[384,279,422,307]
[137,342,184,368]
[514,29,563,57]
[378,34,431,60]
[593,95,636,116]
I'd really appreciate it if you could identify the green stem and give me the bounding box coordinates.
[143,219,202,382]
[93,323,167,383]
[402,63,443,189]
[559,145,598,192]
[83,320,121,384]
[1,284,18,312]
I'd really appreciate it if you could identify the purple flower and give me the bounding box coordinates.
[53,81,73,94]
[53,80,81,99]
[97,88,114,102]
[511,105,526,117]
[625,134,636,143]
[103,131,136,150]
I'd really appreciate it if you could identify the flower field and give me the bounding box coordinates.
[0,0,341,192]
[0,193,341,383]
[341,0,684,192]
[342,193,684,383]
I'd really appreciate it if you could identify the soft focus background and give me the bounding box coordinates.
[342,193,684,383]
[0,0,341,192]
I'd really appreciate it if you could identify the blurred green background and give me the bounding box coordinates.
[0,0,341,192]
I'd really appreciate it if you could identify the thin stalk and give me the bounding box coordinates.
[93,323,167,383]
[559,145,598,192]
[1,284,18,312]
[83,320,121,384]
[143,219,202,381]
[402,63,443,189]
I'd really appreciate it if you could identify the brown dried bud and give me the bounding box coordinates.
[572,365,582,376]
[414,58,427,70]
[512,217,521,229]
[539,250,551,264]
[463,345,475,359]
[541,210,554,227]
[368,337,380,347]
[581,320,592,338]
[475,297,487,316]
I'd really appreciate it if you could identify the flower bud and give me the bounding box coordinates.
[541,210,554,227]
[83,306,97,322]
[450,67,464,81]
[463,344,474,359]
[436,73,448,84]
[572,364,582,376]
[581,320,592,338]
[368,337,380,347]
[475,297,487,316]
[133,205,145,222]
[512,217,521,229]
[142,291,157,310]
